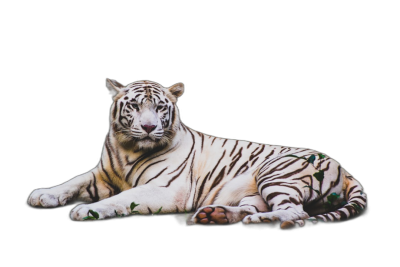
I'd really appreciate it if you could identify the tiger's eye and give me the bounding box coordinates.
[131,104,139,110]
[156,105,163,111]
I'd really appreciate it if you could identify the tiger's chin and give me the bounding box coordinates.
[135,137,160,150]
[136,136,158,150]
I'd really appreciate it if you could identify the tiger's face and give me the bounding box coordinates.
[106,79,184,151]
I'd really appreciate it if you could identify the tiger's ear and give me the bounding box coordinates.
[106,78,124,97]
[168,83,184,99]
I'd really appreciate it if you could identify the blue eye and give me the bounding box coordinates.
[131,104,139,110]
[156,105,164,111]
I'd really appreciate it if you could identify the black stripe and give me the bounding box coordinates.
[251,157,259,166]
[168,130,195,174]
[337,210,348,220]
[257,159,307,186]
[162,161,188,188]
[350,196,366,202]
[136,145,178,171]
[234,161,248,177]
[251,145,265,160]
[86,180,95,201]
[227,147,243,174]
[211,137,217,145]
[118,102,125,126]
[167,106,171,126]
[145,167,168,184]
[105,136,121,179]
[318,162,332,191]
[171,105,176,129]
[108,134,123,169]
[265,192,290,202]
[222,139,227,147]
[289,197,301,205]
[100,159,120,194]
[125,146,164,181]
[208,150,226,180]
[347,185,358,199]
[239,204,260,213]
[277,199,292,206]
[230,141,238,157]
[133,159,167,187]
[112,103,118,119]
[195,172,210,208]
[210,166,226,190]
[200,133,204,152]
[92,172,100,202]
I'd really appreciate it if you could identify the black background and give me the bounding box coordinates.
[10,9,379,262]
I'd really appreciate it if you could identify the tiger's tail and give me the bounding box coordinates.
[308,171,367,222]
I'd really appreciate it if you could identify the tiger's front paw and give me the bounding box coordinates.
[70,202,129,221]
[28,188,75,208]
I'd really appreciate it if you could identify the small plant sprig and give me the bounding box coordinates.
[130,202,140,214]
[83,202,162,221]
[115,210,125,217]
[154,206,163,215]
[114,202,142,219]
[286,153,343,211]
[83,210,99,220]
[286,153,326,181]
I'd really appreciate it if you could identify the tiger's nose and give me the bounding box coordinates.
[141,124,156,134]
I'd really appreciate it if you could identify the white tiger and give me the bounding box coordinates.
[28,79,367,228]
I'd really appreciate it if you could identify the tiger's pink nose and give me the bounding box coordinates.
[141,124,156,134]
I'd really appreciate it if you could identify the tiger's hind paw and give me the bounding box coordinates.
[193,206,228,224]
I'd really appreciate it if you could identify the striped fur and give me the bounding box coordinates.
[28,79,367,228]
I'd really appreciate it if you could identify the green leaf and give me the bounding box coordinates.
[318,153,326,159]
[313,170,325,182]
[130,202,140,212]
[83,216,96,220]
[327,193,340,204]
[154,207,163,215]
[89,210,99,219]
[307,154,316,165]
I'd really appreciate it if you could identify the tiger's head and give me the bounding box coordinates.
[106,79,184,151]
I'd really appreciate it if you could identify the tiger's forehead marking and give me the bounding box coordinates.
[122,80,169,104]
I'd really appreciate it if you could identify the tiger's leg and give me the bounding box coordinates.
[28,167,124,208]
[190,193,268,224]
[70,184,179,220]
[242,183,309,229]
[243,193,309,229]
